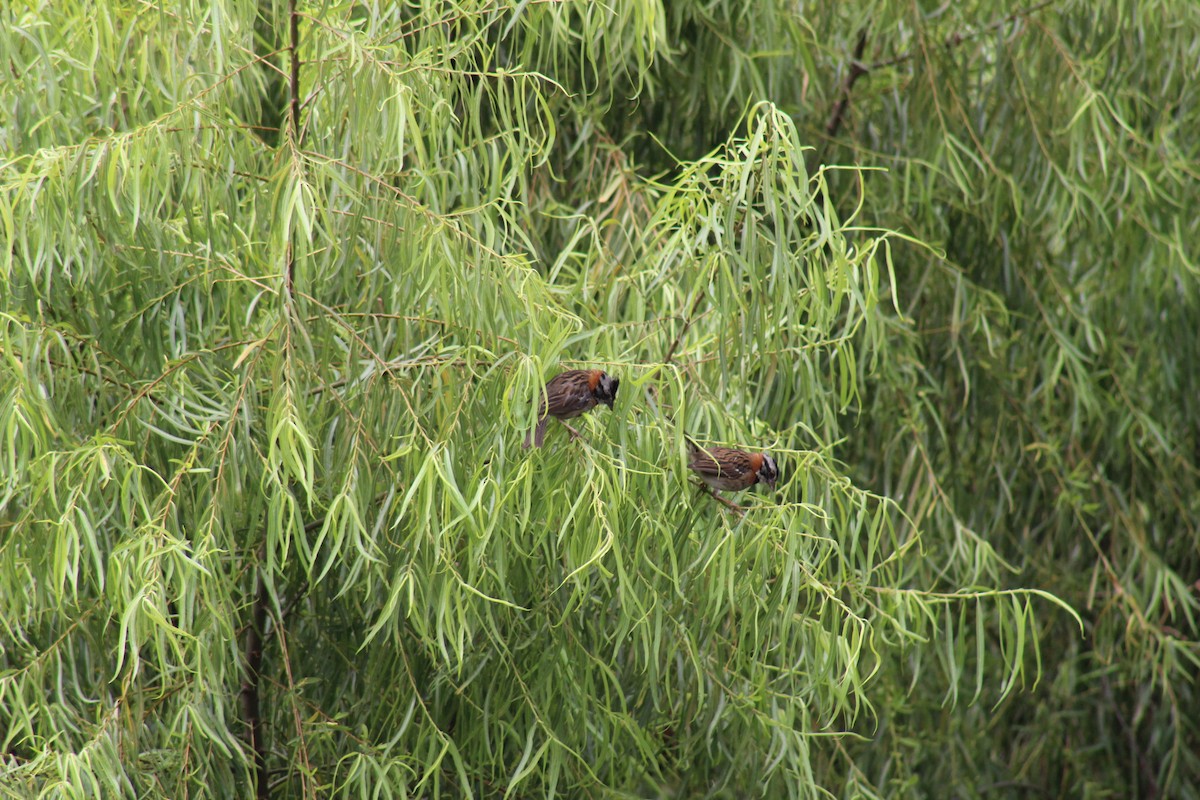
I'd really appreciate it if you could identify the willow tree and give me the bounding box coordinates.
[2,2,1195,800]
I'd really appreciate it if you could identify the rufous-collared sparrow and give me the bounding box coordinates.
[686,437,778,493]
[524,369,620,448]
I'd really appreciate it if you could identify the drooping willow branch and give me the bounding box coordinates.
[661,287,708,368]
[867,0,1055,73]
[241,4,305,797]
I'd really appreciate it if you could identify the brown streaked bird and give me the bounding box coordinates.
[686,437,778,493]
[524,369,620,448]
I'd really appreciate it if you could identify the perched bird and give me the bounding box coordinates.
[524,369,620,448]
[686,437,778,493]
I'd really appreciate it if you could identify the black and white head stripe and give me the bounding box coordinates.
[758,454,778,486]
[595,373,619,408]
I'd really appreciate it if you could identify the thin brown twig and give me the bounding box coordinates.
[867,0,1055,72]
[272,609,315,798]
[691,481,745,517]
[663,284,710,367]
[817,2,1056,151]
[332,312,520,346]
[825,29,869,140]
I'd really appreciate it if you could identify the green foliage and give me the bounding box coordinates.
[2,1,1196,798]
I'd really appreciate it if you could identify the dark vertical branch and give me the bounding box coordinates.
[1102,675,1160,799]
[250,9,300,790]
[288,0,301,142]
[241,565,270,800]
[825,29,869,140]
[286,0,302,296]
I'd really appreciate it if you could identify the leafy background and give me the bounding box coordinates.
[1,1,1197,798]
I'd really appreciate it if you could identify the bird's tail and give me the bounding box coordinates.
[524,415,550,449]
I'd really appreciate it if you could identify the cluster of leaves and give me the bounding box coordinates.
[1,1,1196,798]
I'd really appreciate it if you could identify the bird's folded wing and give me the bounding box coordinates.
[688,449,748,479]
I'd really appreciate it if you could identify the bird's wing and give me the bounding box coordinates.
[543,373,593,416]
[687,446,750,480]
